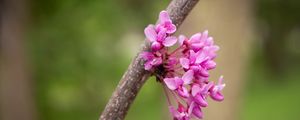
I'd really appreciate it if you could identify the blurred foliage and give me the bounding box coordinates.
[242,0,300,119]
[255,0,300,74]
[242,46,300,120]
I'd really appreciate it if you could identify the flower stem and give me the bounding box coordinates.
[163,85,172,106]
[168,46,184,56]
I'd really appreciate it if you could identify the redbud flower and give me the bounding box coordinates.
[140,52,162,70]
[144,11,177,51]
[157,11,177,34]
[210,76,225,101]
[169,104,189,120]
[141,10,225,120]
[163,70,193,98]
[188,102,203,119]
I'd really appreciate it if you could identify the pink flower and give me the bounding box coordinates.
[179,50,212,79]
[144,11,177,51]
[191,83,213,107]
[140,52,162,70]
[188,102,203,119]
[210,76,225,101]
[156,11,177,34]
[163,77,183,90]
[169,104,189,120]
[179,31,217,52]
[142,10,225,120]
[163,70,194,87]
[163,70,193,98]
[145,25,177,51]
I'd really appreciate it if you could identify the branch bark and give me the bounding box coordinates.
[99,0,199,120]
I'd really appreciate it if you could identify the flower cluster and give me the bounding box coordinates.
[141,10,225,120]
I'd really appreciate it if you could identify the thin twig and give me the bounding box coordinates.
[99,0,199,120]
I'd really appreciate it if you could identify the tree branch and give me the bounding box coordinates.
[99,0,199,120]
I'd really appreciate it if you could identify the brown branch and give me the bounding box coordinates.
[99,0,199,120]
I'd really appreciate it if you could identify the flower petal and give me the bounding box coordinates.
[144,61,153,70]
[203,45,219,59]
[211,45,220,51]
[166,23,176,34]
[213,76,225,91]
[200,30,208,42]
[163,36,177,47]
[169,106,180,118]
[189,33,201,43]
[199,67,209,77]
[195,52,207,64]
[144,25,157,42]
[178,87,189,98]
[192,105,203,119]
[191,43,204,52]
[174,77,184,87]
[205,37,214,46]
[151,41,162,51]
[180,58,190,69]
[182,70,194,85]
[164,78,177,90]
[202,82,213,94]
[178,103,186,113]
[188,102,195,115]
[194,94,208,107]
[157,28,167,42]
[151,57,162,66]
[191,84,201,96]
[140,52,154,60]
[189,50,197,63]
[203,60,216,70]
[159,10,171,24]
[178,35,186,46]
[210,92,224,101]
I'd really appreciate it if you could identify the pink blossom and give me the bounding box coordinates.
[163,70,193,98]
[142,10,225,120]
[188,102,203,119]
[179,31,214,52]
[210,76,225,101]
[179,50,212,79]
[140,52,162,70]
[164,77,183,90]
[169,104,189,120]
[191,83,213,107]
[144,11,177,51]
[163,70,193,87]
[157,11,177,34]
